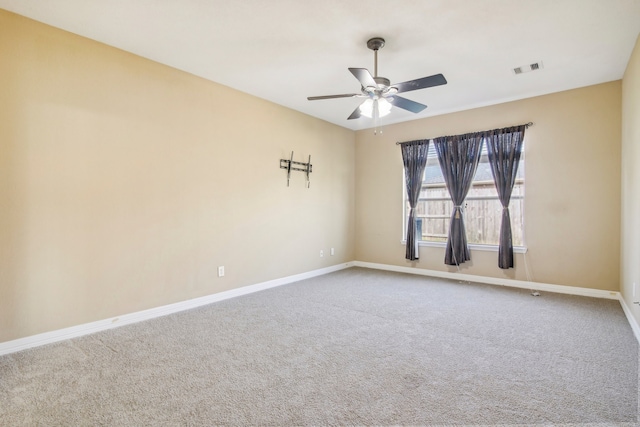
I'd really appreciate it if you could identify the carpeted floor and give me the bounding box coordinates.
[0,267,638,426]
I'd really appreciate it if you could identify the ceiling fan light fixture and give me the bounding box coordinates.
[359,99,374,118]
[360,98,392,118]
[378,98,392,116]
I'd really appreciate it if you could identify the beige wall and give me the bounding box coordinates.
[621,34,640,324]
[355,82,622,291]
[0,8,630,344]
[0,10,355,342]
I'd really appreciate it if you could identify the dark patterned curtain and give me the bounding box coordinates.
[433,133,484,266]
[485,125,526,269]
[400,140,430,260]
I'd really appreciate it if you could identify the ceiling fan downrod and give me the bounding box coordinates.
[367,37,385,79]
[366,37,391,88]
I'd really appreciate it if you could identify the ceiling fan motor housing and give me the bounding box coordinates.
[374,77,390,87]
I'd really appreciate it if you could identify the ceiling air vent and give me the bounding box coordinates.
[513,62,543,75]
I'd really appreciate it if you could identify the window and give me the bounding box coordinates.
[404,141,525,248]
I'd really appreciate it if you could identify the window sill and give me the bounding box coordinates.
[401,240,528,253]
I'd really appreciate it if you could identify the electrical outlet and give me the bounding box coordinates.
[330,248,335,256]
[218,266,225,277]
[320,250,324,257]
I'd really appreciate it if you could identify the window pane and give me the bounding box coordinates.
[463,184,524,246]
[415,189,450,242]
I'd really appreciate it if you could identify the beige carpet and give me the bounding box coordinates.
[0,267,638,425]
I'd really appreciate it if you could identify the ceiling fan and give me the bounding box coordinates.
[307,37,447,121]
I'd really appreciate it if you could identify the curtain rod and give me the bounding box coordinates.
[395,122,534,145]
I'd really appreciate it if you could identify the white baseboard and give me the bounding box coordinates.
[352,261,620,300]
[0,262,354,356]
[618,296,640,343]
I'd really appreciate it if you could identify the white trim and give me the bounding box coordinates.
[468,243,528,254]
[618,296,640,343]
[0,262,354,356]
[401,240,528,253]
[353,261,620,300]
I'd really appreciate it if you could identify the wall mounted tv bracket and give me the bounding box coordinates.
[280,151,312,188]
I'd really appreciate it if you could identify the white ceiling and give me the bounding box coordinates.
[1,0,639,131]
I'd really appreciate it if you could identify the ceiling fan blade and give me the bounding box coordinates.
[349,68,377,89]
[388,96,427,114]
[307,93,361,101]
[347,101,366,120]
[393,73,447,93]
